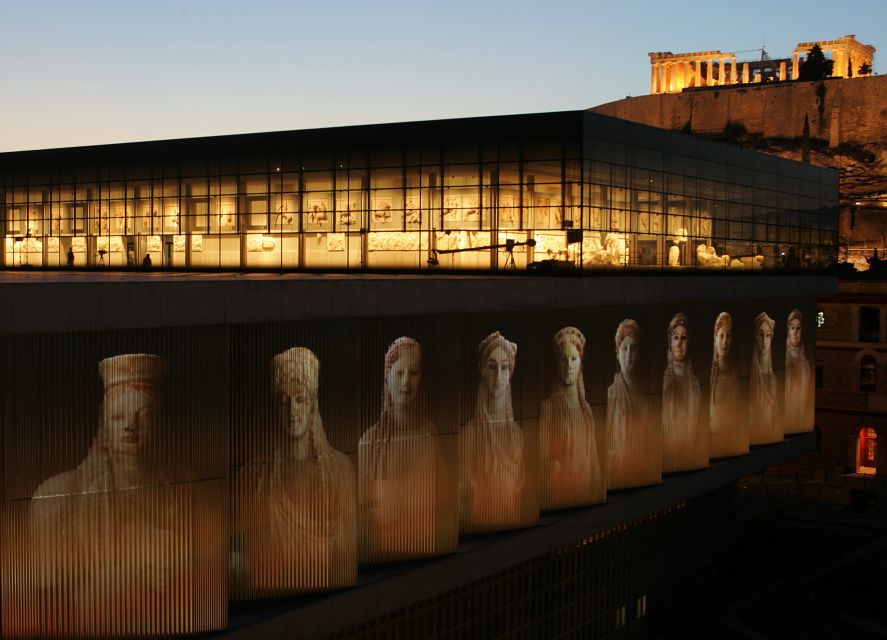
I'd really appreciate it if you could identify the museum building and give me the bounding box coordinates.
[0,112,837,638]
[0,111,836,272]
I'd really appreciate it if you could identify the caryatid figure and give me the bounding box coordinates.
[607,319,661,488]
[661,313,707,472]
[359,337,458,563]
[540,327,604,509]
[783,309,813,434]
[709,312,748,458]
[232,347,356,599]
[749,312,781,444]
[27,354,200,637]
[459,331,534,534]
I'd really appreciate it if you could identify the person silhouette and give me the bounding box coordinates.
[142,253,152,269]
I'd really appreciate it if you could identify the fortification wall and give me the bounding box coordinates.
[591,75,887,146]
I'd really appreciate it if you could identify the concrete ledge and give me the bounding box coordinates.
[213,432,815,639]
[0,273,835,335]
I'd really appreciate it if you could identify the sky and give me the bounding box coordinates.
[0,0,884,152]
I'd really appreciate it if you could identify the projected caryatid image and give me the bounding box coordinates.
[232,347,356,599]
[25,354,198,637]
[784,309,814,435]
[749,312,782,445]
[460,331,537,534]
[540,327,605,509]
[359,337,458,563]
[607,319,661,488]
[0,300,819,636]
[709,312,749,458]
[661,313,708,473]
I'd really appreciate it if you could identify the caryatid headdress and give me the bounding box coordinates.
[99,353,166,400]
[665,313,690,366]
[475,331,518,424]
[477,331,517,374]
[271,347,333,455]
[614,319,640,353]
[553,326,588,400]
[382,337,422,411]
[786,309,804,353]
[754,311,775,336]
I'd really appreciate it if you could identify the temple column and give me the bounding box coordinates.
[679,61,688,90]
[792,52,800,80]
[718,58,725,85]
[730,56,738,83]
[709,57,717,86]
[779,60,787,81]
[651,64,658,94]
[742,62,750,83]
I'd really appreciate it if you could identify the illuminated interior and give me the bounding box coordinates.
[0,113,838,271]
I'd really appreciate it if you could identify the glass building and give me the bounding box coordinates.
[0,111,837,271]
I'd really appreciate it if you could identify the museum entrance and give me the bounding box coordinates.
[857,426,877,475]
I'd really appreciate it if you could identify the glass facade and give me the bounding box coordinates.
[0,112,838,271]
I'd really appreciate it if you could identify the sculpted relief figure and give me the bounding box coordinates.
[540,327,604,510]
[232,347,356,599]
[784,309,813,434]
[459,332,531,534]
[359,338,457,563]
[661,314,707,472]
[709,312,748,458]
[28,354,192,636]
[607,320,660,488]
[749,312,781,444]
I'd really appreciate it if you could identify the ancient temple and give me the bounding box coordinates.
[649,34,875,94]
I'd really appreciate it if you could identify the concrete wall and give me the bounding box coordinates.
[591,75,887,147]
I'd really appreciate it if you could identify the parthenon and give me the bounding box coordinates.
[649,34,875,94]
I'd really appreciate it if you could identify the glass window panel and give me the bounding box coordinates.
[304,171,332,192]
[304,191,333,232]
[240,175,267,194]
[444,164,479,187]
[524,160,561,185]
[335,189,364,231]
[499,163,521,185]
[371,168,402,190]
[371,189,402,230]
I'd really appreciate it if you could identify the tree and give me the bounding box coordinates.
[798,44,834,81]
[858,61,872,76]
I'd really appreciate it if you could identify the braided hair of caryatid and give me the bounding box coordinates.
[750,312,777,416]
[267,347,339,544]
[709,312,734,402]
[548,326,595,452]
[370,337,434,479]
[664,313,694,415]
[473,331,522,479]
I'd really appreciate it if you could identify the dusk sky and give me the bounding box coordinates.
[1,0,884,152]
